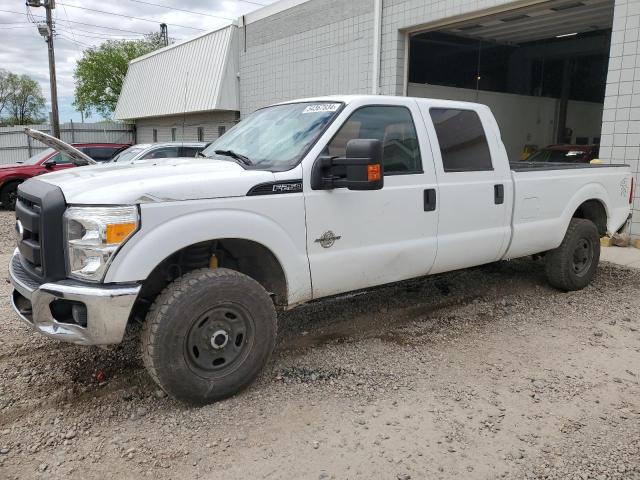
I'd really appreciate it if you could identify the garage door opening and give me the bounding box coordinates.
[407,0,614,161]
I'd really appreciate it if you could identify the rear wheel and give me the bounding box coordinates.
[141,268,277,405]
[545,218,600,291]
[1,182,20,209]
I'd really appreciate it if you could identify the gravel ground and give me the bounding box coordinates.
[0,209,639,479]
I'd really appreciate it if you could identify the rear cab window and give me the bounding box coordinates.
[85,147,121,162]
[429,108,493,172]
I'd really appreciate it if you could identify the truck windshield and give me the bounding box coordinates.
[200,102,343,170]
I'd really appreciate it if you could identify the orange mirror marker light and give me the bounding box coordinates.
[368,164,381,182]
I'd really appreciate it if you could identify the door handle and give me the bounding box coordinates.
[424,189,437,211]
[494,184,504,205]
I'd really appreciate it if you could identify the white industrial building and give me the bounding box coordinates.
[114,0,640,240]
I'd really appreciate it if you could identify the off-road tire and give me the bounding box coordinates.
[545,218,600,291]
[1,181,20,210]
[141,268,277,405]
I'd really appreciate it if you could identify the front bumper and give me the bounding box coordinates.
[9,250,141,346]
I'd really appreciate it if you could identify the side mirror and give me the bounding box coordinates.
[311,139,384,191]
[43,159,56,169]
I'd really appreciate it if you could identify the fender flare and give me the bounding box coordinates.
[555,182,610,245]
[104,208,312,305]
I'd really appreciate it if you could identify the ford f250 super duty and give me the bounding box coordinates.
[9,96,634,405]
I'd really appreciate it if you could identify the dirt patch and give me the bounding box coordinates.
[0,210,638,479]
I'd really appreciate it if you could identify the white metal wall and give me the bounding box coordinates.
[0,122,134,164]
[239,0,374,116]
[115,25,240,120]
[135,111,239,144]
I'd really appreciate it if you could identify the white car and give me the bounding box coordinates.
[110,142,208,163]
[10,96,634,405]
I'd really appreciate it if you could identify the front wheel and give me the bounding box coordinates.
[141,268,277,405]
[545,218,600,291]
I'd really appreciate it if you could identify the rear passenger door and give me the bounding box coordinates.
[420,105,512,273]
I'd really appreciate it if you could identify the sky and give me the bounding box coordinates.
[0,0,275,122]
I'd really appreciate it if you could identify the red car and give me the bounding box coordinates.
[525,144,600,164]
[0,143,130,208]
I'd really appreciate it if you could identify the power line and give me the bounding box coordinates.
[235,0,270,6]
[57,34,93,49]
[60,1,81,56]
[56,2,209,31]
[121,0,236,20]
[57,28,143,40]
[61,26,146,37]
[0,9,152,35]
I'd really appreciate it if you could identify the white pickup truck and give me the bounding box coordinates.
[10,96,634,404]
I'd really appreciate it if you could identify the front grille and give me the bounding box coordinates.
[15,179,67,283]
[16,195,43,275]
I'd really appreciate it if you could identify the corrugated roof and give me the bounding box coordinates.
[114,25,239,120]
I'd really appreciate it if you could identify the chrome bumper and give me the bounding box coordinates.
[9,251,141,346]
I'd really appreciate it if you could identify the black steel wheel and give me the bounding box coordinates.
[185,303,255,377]
[141,268,277,405]
[545,218,600,291]
[572,237,594,276]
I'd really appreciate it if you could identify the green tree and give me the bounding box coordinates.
[73,33,167,118]
[0,72,46,126]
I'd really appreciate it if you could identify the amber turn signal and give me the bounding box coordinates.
[367,164,381,182]
[106,222,137,244]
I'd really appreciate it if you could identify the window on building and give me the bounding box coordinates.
[152,129,158,143]
[429,108,493,172]
[218,125,226,137]
[325,106,422,175]
[197,127,204,142]
[171,127,177,142]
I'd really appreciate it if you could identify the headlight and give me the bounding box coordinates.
[64,205,139,281]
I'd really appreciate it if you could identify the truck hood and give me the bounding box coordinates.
[37,158,275,204]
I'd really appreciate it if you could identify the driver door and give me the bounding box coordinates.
[303,100,439,299]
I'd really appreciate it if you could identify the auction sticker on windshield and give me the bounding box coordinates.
[302,103,341,114]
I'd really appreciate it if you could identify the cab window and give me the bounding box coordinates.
[142,146,179,159]
[325,106,422,175]
[429,108,493,172]
[47,153,73,165]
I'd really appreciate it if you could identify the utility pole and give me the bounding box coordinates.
[160,23,169,47]
[29,0,60,138]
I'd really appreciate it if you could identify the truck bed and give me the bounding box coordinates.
[510,161,629,172]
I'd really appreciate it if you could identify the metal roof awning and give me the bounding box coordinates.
[114,25,240,120]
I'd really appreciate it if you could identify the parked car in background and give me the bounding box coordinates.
[110,142,208,163]
[0,142,130,208]
[524,144,600,163]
